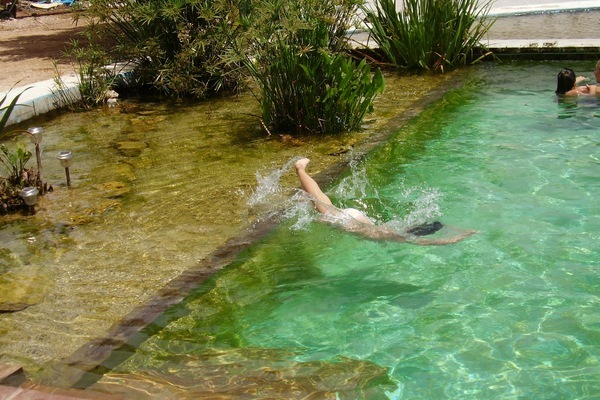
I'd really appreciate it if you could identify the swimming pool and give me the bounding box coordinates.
[79,62,600,398]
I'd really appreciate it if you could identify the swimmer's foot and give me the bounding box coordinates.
[295,158,310,171]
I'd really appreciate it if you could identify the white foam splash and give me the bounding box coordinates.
[334,158,377,200]
[247,157,444,233]
[246,157,301,208]
[383,184,444,232]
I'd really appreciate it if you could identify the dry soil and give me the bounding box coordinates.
[0,7,85,93]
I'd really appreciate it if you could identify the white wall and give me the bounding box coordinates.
[362,0,600,16]
[489,0,600,15]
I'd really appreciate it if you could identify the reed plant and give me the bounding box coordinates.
[240,0,385,134]
[362,0,495,71]
[81,0,248,98]
[53,35,117,110]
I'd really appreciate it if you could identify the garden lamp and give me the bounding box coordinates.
[26,126,44,189]
[56,151,73,186]
[20,186,39,213]
[27,126,43,144]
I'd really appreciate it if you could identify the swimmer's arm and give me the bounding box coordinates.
[576,85,598,95]
[343,224,408,243]
[347,224,477,246]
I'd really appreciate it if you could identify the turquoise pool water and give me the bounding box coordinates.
[92,63,600,399]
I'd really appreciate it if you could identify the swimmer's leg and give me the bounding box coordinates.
[295,158,334,214]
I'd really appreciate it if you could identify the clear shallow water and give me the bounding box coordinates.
[0,72,449,379]
[89,62,600,399]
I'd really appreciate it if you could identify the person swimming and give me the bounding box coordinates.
[294,158,476,245]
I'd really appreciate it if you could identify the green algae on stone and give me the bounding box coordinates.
[0,263,50,313]
[112,140,149,158]
[95,181,131,198]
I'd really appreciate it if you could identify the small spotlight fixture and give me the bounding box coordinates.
[20,186,39,214]
[56,151,74,187]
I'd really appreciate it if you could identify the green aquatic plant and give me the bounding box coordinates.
[0,144,32,186]
[362,0,495,71]
[240,0,385,134]
[0,88,39,213]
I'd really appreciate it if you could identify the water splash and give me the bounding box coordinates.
[246,156,314,225]
[334,158,378,200]
[382,184,444,233]
[281,190,316,230]
[247,157,301,207]
[333,161,443,231]
[247,157,444,234]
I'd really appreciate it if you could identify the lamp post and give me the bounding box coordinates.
[20,186,39,214]
[26,127,44,190]
[56,151,73,187]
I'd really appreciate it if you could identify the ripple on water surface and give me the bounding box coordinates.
[0,72,451,381]
[90,63,600,399]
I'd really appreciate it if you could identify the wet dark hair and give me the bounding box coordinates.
[556,68,576,95]
[406,221,444,236]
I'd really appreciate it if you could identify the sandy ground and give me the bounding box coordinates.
[0,8,86,93]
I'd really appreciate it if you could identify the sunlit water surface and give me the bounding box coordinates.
[87,62,600,399]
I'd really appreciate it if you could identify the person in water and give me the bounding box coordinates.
[294,158,477,245]
[556,68,594,96]
[586,61,600,95]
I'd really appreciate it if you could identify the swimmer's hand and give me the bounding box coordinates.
[409,229,478,246]
[586,84,597,95]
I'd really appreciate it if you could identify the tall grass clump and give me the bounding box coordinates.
[80,0,248,98]
[53,31,118,110]
[240,0,385,135]
[362,0,495,71]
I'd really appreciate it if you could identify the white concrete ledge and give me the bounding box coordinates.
[486,38,600,48]
[1,72,81,127]
[1,61,136,127]
[490,1,600,16]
